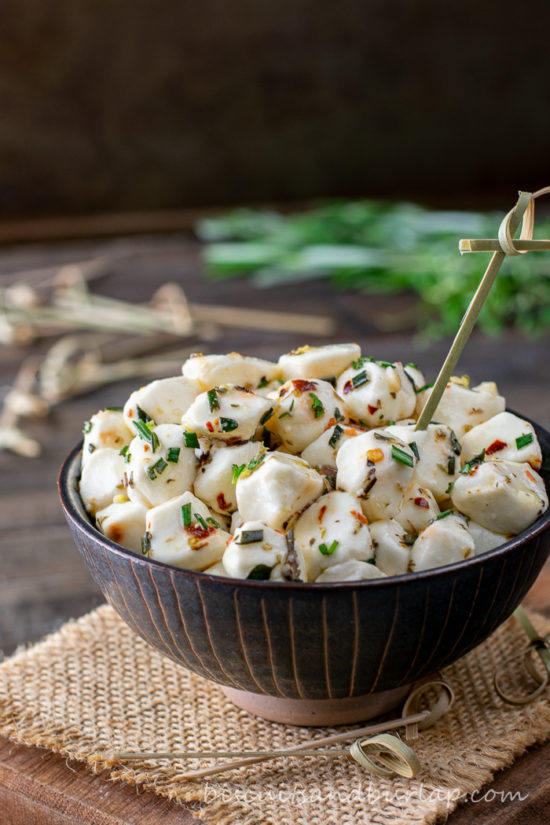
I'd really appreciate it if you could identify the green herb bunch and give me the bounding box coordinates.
[196,201,550,340]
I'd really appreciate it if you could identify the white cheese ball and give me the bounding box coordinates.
[420,377,505,438]
[301,423,362,475]
[126,424,196,508]
[460,412,542,470]
[96,499,148,553]
[385,421,461,502]
[194,441,263,515]
[294,491,374,581]
[451,459,548,535]
[236,452,324,530]
[271,379,347,453]
[315,560,386,582]
[223,521,289,579]
[124,376,199,428]
[146,491,230,570]
[203,560,229,577]
[80,448,126,516]
[82,410,132,470]
[370,519,413,576]
[411,514,475,572]
[336,430,417,522]
[181,385,271,442]
[278,343,361,380]
[336,360,416,426]
[182,352,280,391]
[396,482,440,534]
[467,520,509,556]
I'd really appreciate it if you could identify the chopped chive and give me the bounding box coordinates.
[278,378,285,385]
[133,420,159,452]
[247,453,265,472]
[119,445,129,457]
[352,357,365,370]
[181,503,192,527]
[260,407,274,425]
[406,362,418,369]
[436,509,453,520]
[194,512,208,529]
[83,420,92,434]
[402,532,417,546]
[141,531,152,556]
[238,529,264,544]
[516,433,534,450]
[290,399,295,412]
[183,431,200,449]
[147,466,157,480]
[447,456,456,475]
[207,389,219,412]
[334,407,344,421]
[404,369,416,388]
[329,424,344,449]
[415,382,434,394]
[319,540,339,556]
[167,447,180,463]
[391,445,414,467]
[136,405,152,422]
[105,406,124,412]
[88,443,95,453]
[446,481,455,495]
[257,376,268,389]
[309,393,325,418]
[232,463,246,483]
[206,516,221,528]
[460,449,486,474]
[450,431,462,455]
[378,360,395,368]
[374,432,393,442]
[279,411,290,419]
[409,441,420,460]
[352,370,369,389]
[152,457,168,475]
[220,417,239,432]
[247,564,273,580]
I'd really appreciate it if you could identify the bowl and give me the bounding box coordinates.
[58,416,550,725]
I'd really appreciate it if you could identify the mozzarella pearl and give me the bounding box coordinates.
[203,560,229,576]
[182,352,280,391]
[370,519,412,576]
[82,410,132,469]
[294,491,374,581]
[411,514,474,571]
[236,452,324,530]
[181,386,271,442]
[146,491,230,570]
[223,521,289,579]
[451,459,548,535]
[396,482,440,534]
[278,343,361,380]
[301,424,361,474]
[126,424,196,508]
[315,560,386,582]
[96,499,148,553]
[271,379,347,453]
[420,378,505,438]
[336,430,417,522]
[124,376,199,429]
[79,448,126,516]
[460,412,542,470]
[385,422,461,502]
[336,361,416,426]
[194,441,263,514]
[467,520,509,556]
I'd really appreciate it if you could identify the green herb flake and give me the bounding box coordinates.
[447,456,456,475]
[147,466,157,480]
[181,503,192,527]
[136,405,152,422]
[436,509,453,520]
[391,445,414,467]
[257,376,268,389]
[446,481,455,495]
[152,457,168,475]
[83,420,92,434]
[352,370,369,389]
[460,449,486,474]
[309,393,325,418]
[183,431,200,449]
[409,441,420,460]
[415,382,435,394]
[247,564,273,580]
[206,517,221,529]
[88,443,95,453]
[141,531,152,556]
[406,362,418,370]
[352,357,365,370]
[319,540,339,556]
[334,407,344,421]
[220,417,239,432]
[119,445,129,457]
[194,512,208,529]
[166,447,180,463]
[516,433,534,450]
[238,529,264,545]
[279,410,290,419]
[207,389,220,412]
[377,360,395,369]
[133,420,159,452]
[247,453,265,472]
[260,407,274,425]
[402,533,417,546]
[105,406,124,412]
[329,424,344,449]
[232,463,246,484]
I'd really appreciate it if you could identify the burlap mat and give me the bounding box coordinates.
[1,605,549,825]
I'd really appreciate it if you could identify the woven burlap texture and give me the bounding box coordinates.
[1,605,549,825]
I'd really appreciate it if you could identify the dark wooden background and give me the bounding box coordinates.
[1,0,550,218]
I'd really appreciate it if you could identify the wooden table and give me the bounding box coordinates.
[1,233,549,824]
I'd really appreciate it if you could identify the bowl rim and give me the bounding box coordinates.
[58,414,550,591]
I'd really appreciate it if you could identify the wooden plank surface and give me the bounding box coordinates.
[1,233,549,823]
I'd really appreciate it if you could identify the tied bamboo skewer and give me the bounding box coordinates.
[415,186,550,432]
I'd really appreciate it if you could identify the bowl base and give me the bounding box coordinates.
[220,683,411,726]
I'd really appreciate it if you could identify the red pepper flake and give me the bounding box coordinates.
[414,497,430,508]
[185,524,214,540]
[217,492,230,511]
[344,428,357,436]
[368,404,379,415]
[342,380,352,395]
[206,421,215,433]
[350,509,368,525]
[318,505,327,523]
[486,439,507,455]
[525,470,536,484]
[468,465,479,476]
[327,417,336,428]
[292,379,317,393]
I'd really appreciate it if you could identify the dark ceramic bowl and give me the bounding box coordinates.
[59,418,550,725]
